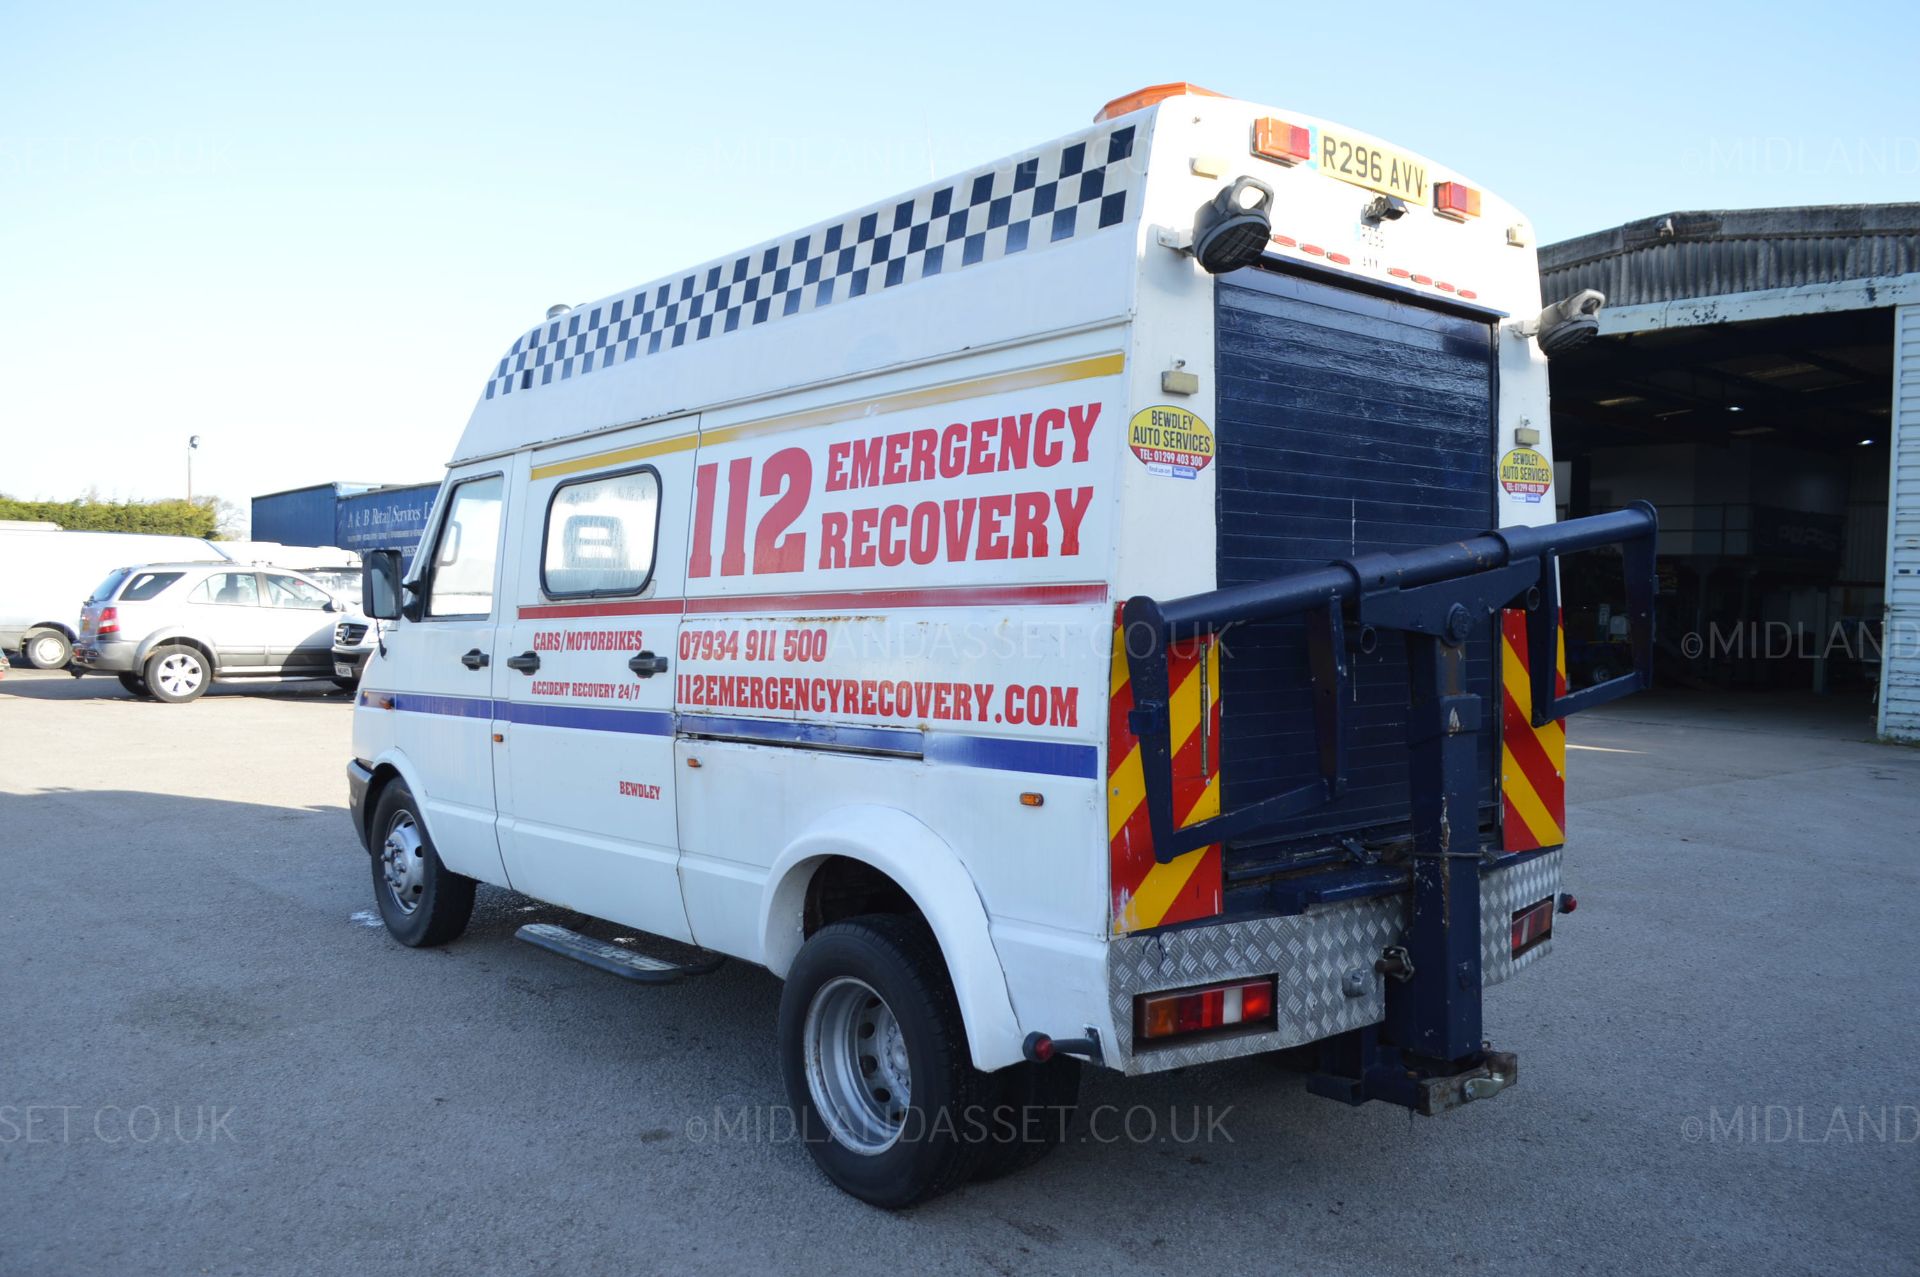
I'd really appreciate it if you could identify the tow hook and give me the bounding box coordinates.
[1463,1072,1511,1102]
[1419,1049,1520,1114]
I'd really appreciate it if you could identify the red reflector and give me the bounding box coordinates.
[1136,978,1278,1043]
[1435,181,1482,220]
[1252,117,1312,165]
[98,606,119,636]
[1511,897,1555,956]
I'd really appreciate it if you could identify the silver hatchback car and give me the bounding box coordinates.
[72,561,367,702]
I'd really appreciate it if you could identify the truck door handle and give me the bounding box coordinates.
[627,651,669,678]
[461,649,489,670]
[505,651,541,674]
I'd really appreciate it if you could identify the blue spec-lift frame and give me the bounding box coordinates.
[1120,502,1658,1114]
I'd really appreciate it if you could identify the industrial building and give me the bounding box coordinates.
[250,481,439,568]
[1538,203,1919,740]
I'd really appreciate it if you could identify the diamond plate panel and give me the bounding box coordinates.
[1108,851,1565,1074]
[1108,895,1404,1074]
[1480,849,1562,987]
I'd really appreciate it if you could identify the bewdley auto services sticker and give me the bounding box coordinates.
[1128,405,1214,479]
[1499,445,1552,503]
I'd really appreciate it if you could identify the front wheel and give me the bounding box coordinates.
[778,915,992,1208]
[145,645,210,703]
[369,781,475,947]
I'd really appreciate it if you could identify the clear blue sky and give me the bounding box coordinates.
[4,0,1915,516]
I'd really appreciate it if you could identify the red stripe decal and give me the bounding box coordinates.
[520,581,1109,620]
[517,598,689,620]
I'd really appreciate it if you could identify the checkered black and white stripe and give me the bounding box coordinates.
[484,124,1140,402]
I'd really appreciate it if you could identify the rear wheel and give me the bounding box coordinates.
[145,645,209,703]
[370,781,475,947]
[117,673,151,698]
[778,915,992,1208]
[23,628,71,670]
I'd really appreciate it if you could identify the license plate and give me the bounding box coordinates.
[334,662,355,678]
[1315,127,1430,204]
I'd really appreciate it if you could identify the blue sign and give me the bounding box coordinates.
[335,484,438,568]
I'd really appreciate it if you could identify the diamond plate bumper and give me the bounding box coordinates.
[1107,849,1562,1074]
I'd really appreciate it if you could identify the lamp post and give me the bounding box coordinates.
[188,435,200,502]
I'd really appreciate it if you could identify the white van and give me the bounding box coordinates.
[347,84,1655,1206]
[0,528,227,668]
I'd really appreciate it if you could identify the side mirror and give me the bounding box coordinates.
[362,550,405,620]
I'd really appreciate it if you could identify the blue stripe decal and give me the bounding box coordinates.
[678,713,920,755]
[924,733,1100,780]
[383,695,1096,778]
[502,702,675,736]
[390,692,494,719]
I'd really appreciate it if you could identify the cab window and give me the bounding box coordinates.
[263,574,332,610]
[425,476,504,618]
[541,467,661,598]
[190,573,260,606]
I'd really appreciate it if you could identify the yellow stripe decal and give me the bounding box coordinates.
[1108,744,1145,841]
[531,351,1126,481]
[1118,848,1208,935]
[531,432,698,481]
[1501,743,1563,844]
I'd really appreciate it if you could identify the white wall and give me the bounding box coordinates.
[1879,304,1920,740]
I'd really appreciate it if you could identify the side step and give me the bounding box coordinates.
[514,923,725,984]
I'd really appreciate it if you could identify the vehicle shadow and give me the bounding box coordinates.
[0,668,352,705]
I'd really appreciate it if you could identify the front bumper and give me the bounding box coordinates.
[71,638,139,674]
[346,760,374,852]
[332,649,369,681]
[1106,848,1562,1075]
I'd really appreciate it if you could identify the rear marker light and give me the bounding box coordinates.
[1511,897,1555,956]
[1136,977,1278,1043]
[1435,181,1482,221]
[1252,117,1312,166]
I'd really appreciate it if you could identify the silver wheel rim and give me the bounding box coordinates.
[31,635,63,666]
[803,976,911,1155]
[380,813,427,915]
[154,652,204,697]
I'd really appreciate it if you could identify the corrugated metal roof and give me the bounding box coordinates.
[1540,204,1920,307]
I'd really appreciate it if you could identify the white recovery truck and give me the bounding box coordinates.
[346,83,1655,1206]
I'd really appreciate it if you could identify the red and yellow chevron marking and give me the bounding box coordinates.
[1108,616,1223,934]
[1500,609,1567,851]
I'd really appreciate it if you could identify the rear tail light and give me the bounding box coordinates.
[1252,117,1312,166]
[1136,977,1277,1044]
[97,606,119,636]
[1512,897,1554,956]
[1434,181,1482,221]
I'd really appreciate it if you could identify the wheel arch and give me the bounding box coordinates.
[760,804,1025,1071]
[135,630,220,673]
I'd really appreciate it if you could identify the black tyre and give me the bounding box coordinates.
[332,677,358,693]
[369,781,475,947]
[144,645,210,703]
[24,628,72,670]
[116,673,151,698]
[778,915,991,1208]
[970,1055,1082,1182]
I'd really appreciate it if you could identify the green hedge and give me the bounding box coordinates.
[0,497,221,538]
